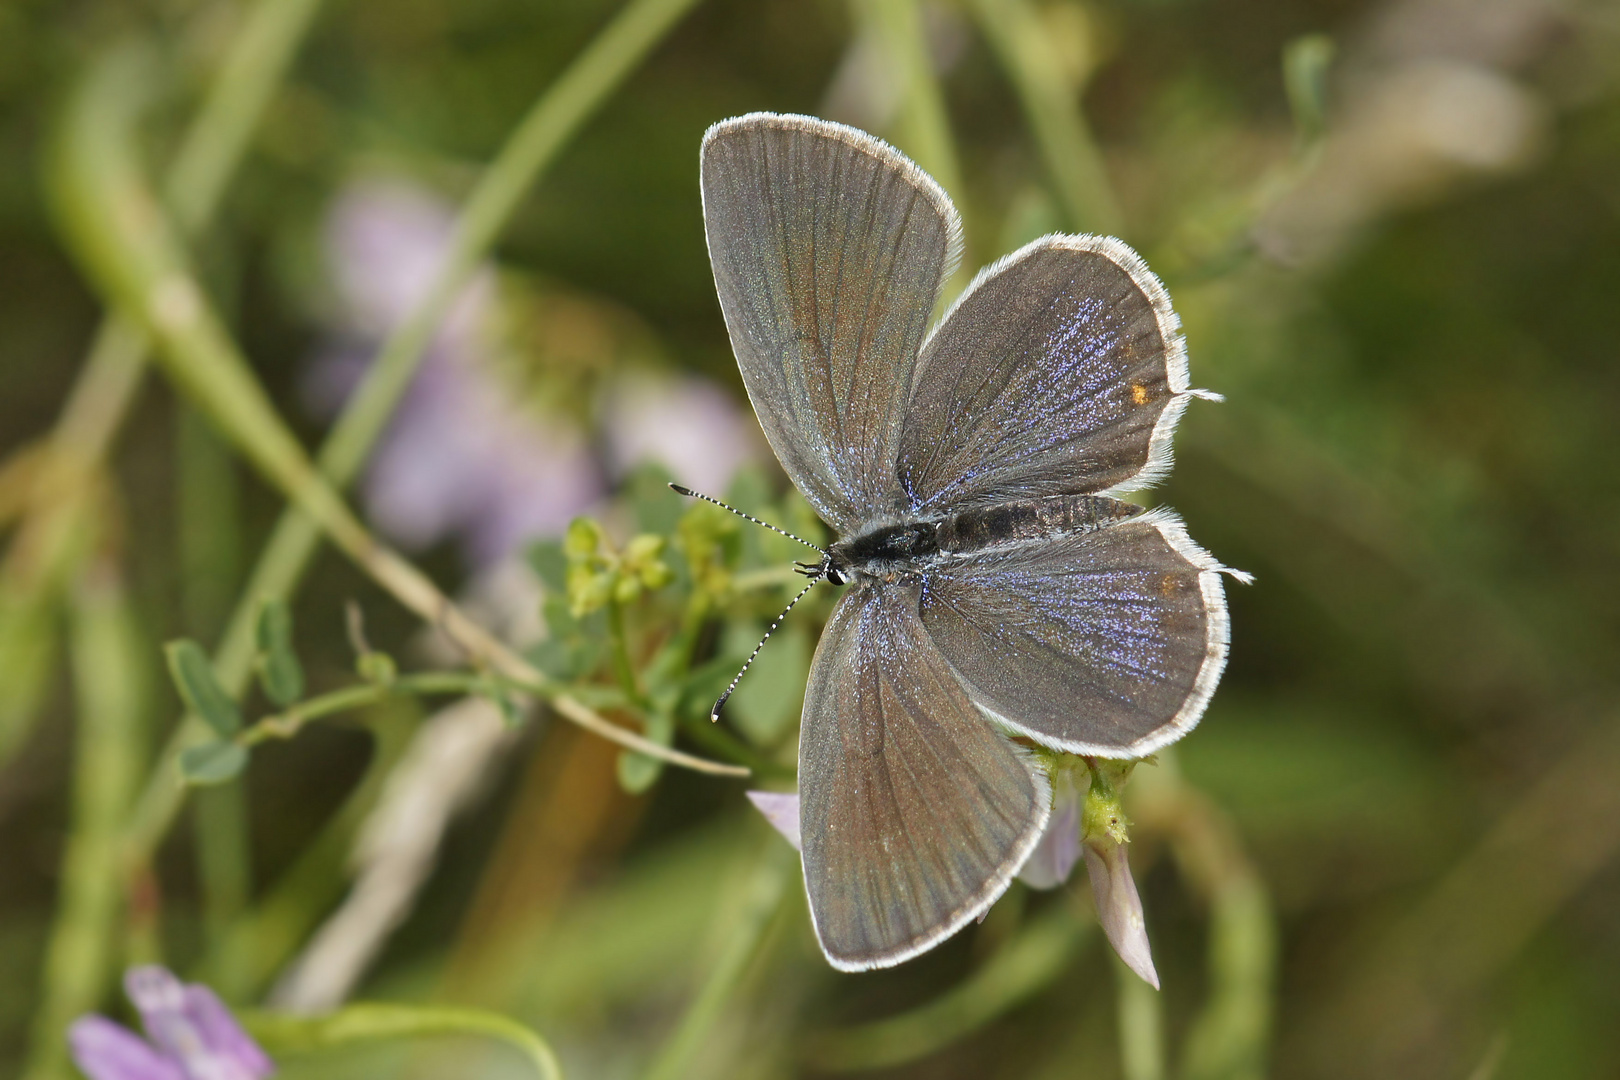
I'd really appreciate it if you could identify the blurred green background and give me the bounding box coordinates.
[2,0,1618,1077]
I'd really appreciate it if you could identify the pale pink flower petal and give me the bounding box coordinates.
[1018,786,1082,890]
[1084,839,1160,989]
[746,790,801,851]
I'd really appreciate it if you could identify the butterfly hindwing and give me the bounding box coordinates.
[917,512,1232,756]
[799,582,1050,970]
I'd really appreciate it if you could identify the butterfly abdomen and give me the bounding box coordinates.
[935,494,1141,554]
[830,494,1142,582]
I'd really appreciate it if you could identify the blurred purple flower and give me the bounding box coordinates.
[68,966,273,1080]
[602,372,762,500]
[310,180,760,569]
[309,180,603,567]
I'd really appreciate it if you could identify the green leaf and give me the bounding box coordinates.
[539,588,577,638]
[528,637,574,681]
[180,740,249,785]
[625,461,683,535]
[164,639,241,737]
[724,620,808,748]
[356,650,397,686]
[529,598,603,682]
[1283,33,1335,148]
[484,683,523,728]
[724,466,776,570]
[617,709,674,794]
[528,538,568,594]
[254,598,304,707]
[564,515,605,559]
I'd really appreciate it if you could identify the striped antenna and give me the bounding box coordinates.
[669,484,826,553]
[711,578,819,723]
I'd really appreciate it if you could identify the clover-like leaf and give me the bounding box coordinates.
[254,598,305,707]
[180,740,249,785]
[164,640,241,738]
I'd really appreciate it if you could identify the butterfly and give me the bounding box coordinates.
[699,112,1242,971]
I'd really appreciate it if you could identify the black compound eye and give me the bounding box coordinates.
[826,567,845,585]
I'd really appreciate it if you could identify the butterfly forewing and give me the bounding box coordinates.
[701,113,962,532]
[800,583,1050,970]
[918,513,1231,756]
[897,236,1188,515]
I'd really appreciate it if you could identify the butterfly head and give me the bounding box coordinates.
[797,556,848,587]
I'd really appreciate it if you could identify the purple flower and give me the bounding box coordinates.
[307,179,760,570]
[308,179,603,568]
[68,967,273,1080]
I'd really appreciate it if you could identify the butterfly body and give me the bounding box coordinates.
[700,112,1243,971]
[823,494,1144,587]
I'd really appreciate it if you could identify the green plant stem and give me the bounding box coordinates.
[22,563,149,1080]
[728,564,803,592]
[178,407,243,637]
[113,0,709,880]
[851,0,970,301]
[966,0,1124,236]
[608,594,675,792]
[181,406,251,946]
[810,904,1090,1071]
[854,0,966,202]
[0,443,48,522]
[1117,954,1165,1080]
[606,600,649,710]
[675,710,795,779]
[193,783,253,948]
[1180,873,1272,1080]
[0,0,325,773]
[0,341,129,764]
[244,1003,563,1080]
[238,671,492,745]
[164,0,330,228]
[642,841,794,1080]
[211,0,711,705]
[1130,756,1274,1080]
[620,587,716,788]
[52,46,740,775]
[200,708,414,1002]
